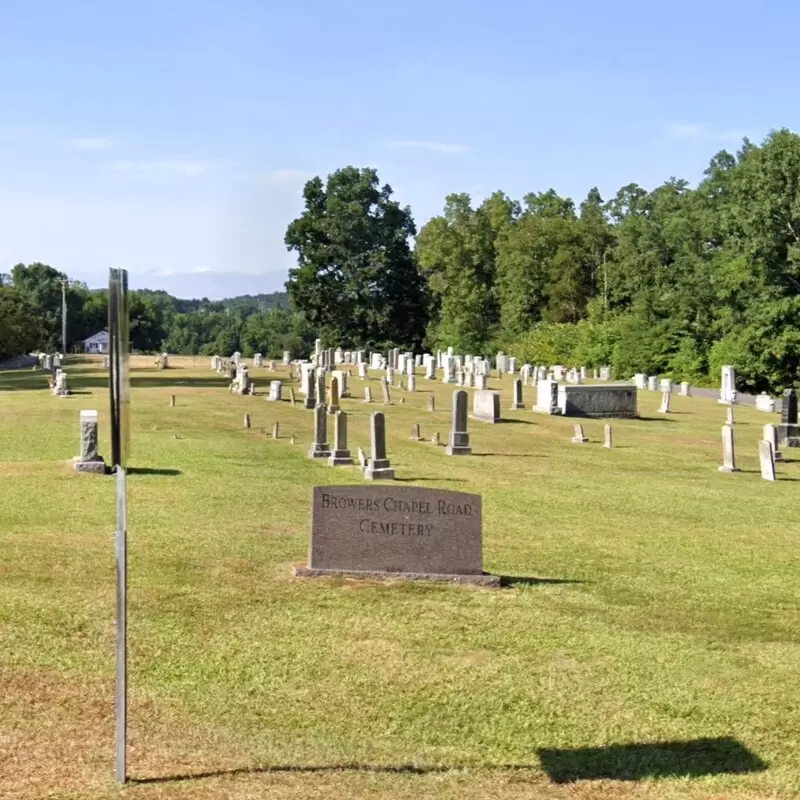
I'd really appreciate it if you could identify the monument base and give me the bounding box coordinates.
[72,457,107,474]
[718,465,741,473]
[328,450,353,466]
[445,445,472,455]
[364,466,395,480]
[309,445,332,459]
[294,565,500,587]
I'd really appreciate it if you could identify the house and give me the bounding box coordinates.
[83,330,110,354]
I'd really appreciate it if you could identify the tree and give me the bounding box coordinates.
[285,166,428,350]
[0,286,39,360]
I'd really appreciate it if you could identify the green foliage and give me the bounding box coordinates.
[0,286,39,360]
[285,166,427,350]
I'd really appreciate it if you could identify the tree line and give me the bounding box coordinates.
[0,262,308,362]
[286,131,800,393]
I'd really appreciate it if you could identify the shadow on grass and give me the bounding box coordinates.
[636,416,678,423]
[471,453,544,458]
[394,477,467,483]
[500,576,584,587]
[133,763,459,785]
[537,737,767,783]
[127,467,182,476]
[0,368,232,391]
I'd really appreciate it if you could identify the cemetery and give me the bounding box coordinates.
[1,344,798,800]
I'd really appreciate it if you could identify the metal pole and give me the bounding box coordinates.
[115,466,128,784]
[61,279,67,356]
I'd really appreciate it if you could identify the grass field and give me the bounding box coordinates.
[1,356,798,800]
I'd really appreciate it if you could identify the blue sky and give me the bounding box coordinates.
[0,0,796,299]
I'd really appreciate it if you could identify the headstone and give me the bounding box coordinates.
[472,390,501,423]
[363,386,373,403]
[425,361,436,380]
[475,374,487,391]
[54,371,68,397]
[328,376,341,414]
[647,376,658,392]
[496,352,509,373]
[572,424,588,443]
[268,380,282,402]
[431,431,440,445]
[364,412,395,480]
[604,424,613,449]
[290,388,296,406]
[253,353,263,368]
[445,390,472,455]
[763,423,783,462]
[599,367,611,381]
[381,377,391,405]
[170,395,175,408]
[328,411,354,466]
[357,447,368,469]
[427,395,435,413]
[272,422,280,439]
[317,372,327,407]
[408,374,416,392]
[634,373,648,390]
[304,372,317,409]
[758,440,776,481]
[658,390,671,413]
[358,362,367,379]
[755,392,775,413]
[244,413,251,429]
[720,365,737,405]
[510,379,524,410]
[534,379,560,415]
[295,486,496,584]
[718,424,740,472]
[781,388,798,425]
[508,357,517,375]
[309,405,331,459]
[410,423,422,441]
[283,351,291,365]
[72,410,106,473]
[680,382,692,397]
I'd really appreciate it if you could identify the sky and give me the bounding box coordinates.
[0,0,797,300]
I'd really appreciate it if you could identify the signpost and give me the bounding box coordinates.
[108,267,130,784]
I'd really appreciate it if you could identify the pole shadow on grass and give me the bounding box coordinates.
[536,737,767,783]
[133,763,458,784]
[127,467,182,476]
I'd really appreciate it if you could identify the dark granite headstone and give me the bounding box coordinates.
[295,486,497,585]
[781,388,798,425]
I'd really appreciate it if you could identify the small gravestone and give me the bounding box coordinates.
[328,411,354,466]
[572,424,588,443]
[244,414,251,429]
[445,390,472,455]
[720,365,737,405]
[604,424,613,449]
[510,379,525,410]
[408,374,416,392]
[170,395,175,408]
[364,411,394,479]
[431,431,440,445]
[647,376,658,392]
[289,388,296,406]
[719,424,740,472]
[268,381,282,402]
[680,382,692,397]
[658,390,671,413]
[472,390,501,423]
[329,376,341,414]
[290,434,297,444]
[427,395,435,413]
[357,447,368,469]
[304,375,317,409]
[254,353,263,368]
[763,423,783,462]
[358,362,367,379]
[309,405,331,459]
[272,422,280,439]
[72,410,107,473]
[295,486,497,585]
[363,386,373,403]
[381,378,391,405]
[756,392,775,413]
[759,440,776,481]
[410,423,422,441]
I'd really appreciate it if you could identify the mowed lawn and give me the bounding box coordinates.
[1,356,798,800]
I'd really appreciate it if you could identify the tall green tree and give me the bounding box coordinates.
[285,166,427,350]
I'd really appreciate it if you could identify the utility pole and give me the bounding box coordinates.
[60,278,68,356]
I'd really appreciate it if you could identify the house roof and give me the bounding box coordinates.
[83,330,109,344]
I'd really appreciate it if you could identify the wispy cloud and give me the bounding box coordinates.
[388,140,470,154]
[666,123,751,144]
[68,136,114,151]
[110,160,207,178]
